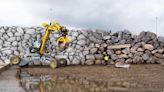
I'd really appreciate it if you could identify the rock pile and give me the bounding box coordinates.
[0,26,164,66]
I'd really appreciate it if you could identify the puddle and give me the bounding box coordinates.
[18,68,132,92]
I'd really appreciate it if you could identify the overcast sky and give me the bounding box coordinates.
[0,0,164,36]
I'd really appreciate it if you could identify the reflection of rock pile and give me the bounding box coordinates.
[0,26,164,65]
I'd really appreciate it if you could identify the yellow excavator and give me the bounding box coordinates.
[10,22,71,68]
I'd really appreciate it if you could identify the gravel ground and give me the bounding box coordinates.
[24,64,164,92]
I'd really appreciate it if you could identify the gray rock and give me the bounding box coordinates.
[85,60,94,65]
[90,48,98,54]
[158,36,164,43]
[17,27,24,34]
[142,54,149,61]
[122,48,130,54]
[125,59,133,63]
[89,43,95,48]
[80,30,88,37]
[7,32,14,37]
[95,44,100,48]
[151,50,158,54]
[93,32,103,40]
[118,54,128,59]
[86,55,95,60]
[83,50,89,56]
[72,31,79,37]
[15,32,23,36]
[77,40,86,45]
[119,39,126,44]
[25,28,35,34]
[16,36,21,41]
[95,54,103,60]
[3,43,11,47]
[146,31,156,39]
[0,45,2,49]
[69,51,75,55]
[84,46,90,51]
[68,55,74,61]
[157,59,164,65]
[103,35,111,40]
[154,53,164,59]
[111,54,118,60]
[79,52,84,58]
[95,60,102,65]
[101,43,107,48]
[78,34,86,40]
[115,50,121,55]
[115,59,125,63]
[4,59,10,64]
[133,56,143,64]
[3,34,9,39]
[0,28,5,33]
[0,39,3,45]
[7,37,16,42]
[111,36,119,43]
[14,51,20,56]
[107,50,114,55]
[81,58,85,65]
[137,48,144,52]
[89,36,97,42]
[55,55,68,60]
[148,56,156,64]
[12,41,18,46]
[122,31,131,39]
[158,49,164,54]
[66,59,71,65]
[66,47,74,53]
[72,57,80,65]
[131,43,141,51]
[142,44,154,51]
[24,34,31,40]
[0,32,3,37]
[3,49,13,55]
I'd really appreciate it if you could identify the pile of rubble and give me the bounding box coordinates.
[0,26,164,66]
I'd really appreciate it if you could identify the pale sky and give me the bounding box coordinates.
[0,0,164,36]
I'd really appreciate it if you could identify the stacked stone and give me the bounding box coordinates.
[0,26,43,64]
[83,30,164,65]
[0,26,164,66]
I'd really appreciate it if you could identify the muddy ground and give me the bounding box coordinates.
[23,64,164,92]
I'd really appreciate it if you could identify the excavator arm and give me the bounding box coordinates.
[39,22,70,55]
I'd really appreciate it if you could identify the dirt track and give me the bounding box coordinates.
[24,64,164,92]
